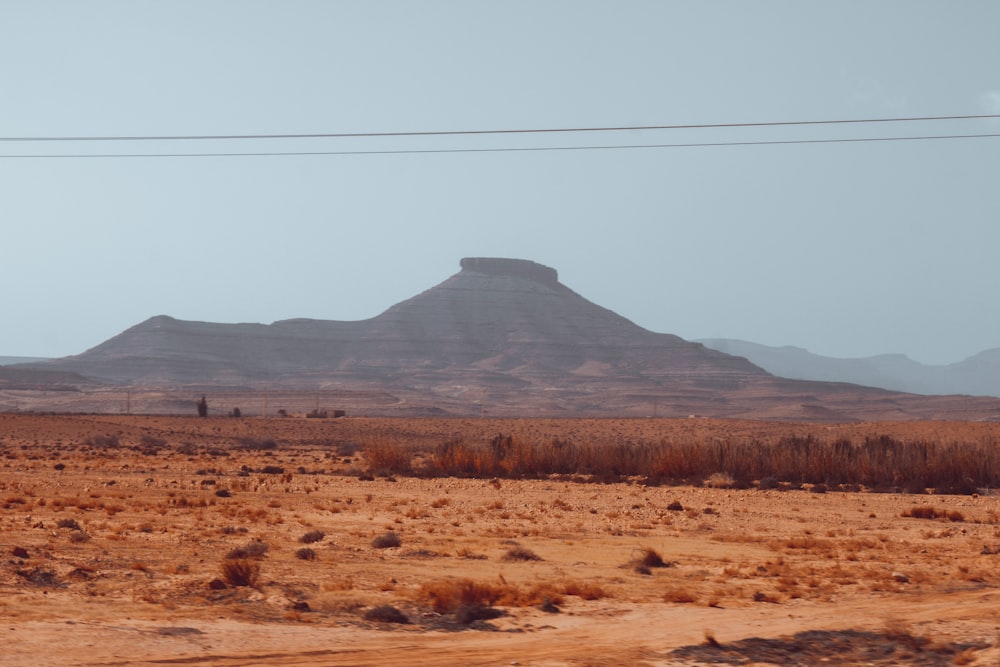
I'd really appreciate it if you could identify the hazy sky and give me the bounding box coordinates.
[3,1,998,365]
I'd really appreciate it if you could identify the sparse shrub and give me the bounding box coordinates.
[562,580,607,600]
[372,531,401,549]
[416,579,503,614]
[663,588,697,603]
[363,605,409,624]
[16,568,60,587]
[299,530,325,544]
[220,558,259,587]
[666,500,684,512]
[638,546,671,569]
[502,546,542,561]
[758,476,780,490]
[295,548,316,561]
[704,472,735,489]
[87,434,120,449]
[362,437,414,475]
[235,437,278,451]
[139,434,166,449]
[539,597,561,613]
[56,518,81,530]
[69,531,91,543]
[226,541,268,559]
[260,465,285,475]
[455,603,504,625]
[215,489,232,498]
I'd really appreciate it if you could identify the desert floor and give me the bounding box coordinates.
[2,414,1000,666]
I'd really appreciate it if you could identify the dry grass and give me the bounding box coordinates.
[901,506,965,521]
[414,578,568,613]
[662,587,698,604]
[3,414,1000,664]
[364,431,999,493]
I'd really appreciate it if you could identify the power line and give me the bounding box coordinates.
[1,132,999,159]
[1,113,998,143]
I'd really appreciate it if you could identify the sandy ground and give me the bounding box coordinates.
[2,414,1000,666]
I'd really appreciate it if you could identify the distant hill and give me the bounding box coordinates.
[14,258,1000,420]
[28,257,763,387]
[0,356,49,366]
[697,339,1000,398]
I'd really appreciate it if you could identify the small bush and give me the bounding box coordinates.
[416,579,503,614]
[663,587,698,604]
[562,580,607,600]
[502,546,542,562]
[666,500,684,512]
[235,437,278,451]
[901,506,964,521]
[455,603,504,625]
[362,438,414,475]
[56,518,81,530]
[299,530,325,544]
[758,476,780,490]
[902,506,938,519]
[638,546,671,569]
[363,605,410,624]
[372,532,401,549]
[260,465,285,475]
[221,558,259,587]
[295,548,316,561]
[704,472,735,489]
[226,541,268,559]
[87,434,120,448]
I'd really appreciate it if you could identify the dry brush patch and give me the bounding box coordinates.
[3,415,1000,660]
[361,430,1000,494]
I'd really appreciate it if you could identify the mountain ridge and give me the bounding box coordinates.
[7,257,1000,420]
[698,338,1000,398]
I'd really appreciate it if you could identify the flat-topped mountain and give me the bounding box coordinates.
[11,258,1000,420]
[35,257,764,387]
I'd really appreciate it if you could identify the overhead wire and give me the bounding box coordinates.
[0,113,998,158]
[2,132,999,159]
[1,113,998,143]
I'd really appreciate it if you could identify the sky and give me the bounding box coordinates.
[2,1,999,366]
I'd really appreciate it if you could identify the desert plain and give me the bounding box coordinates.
[2,413,1000,666]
